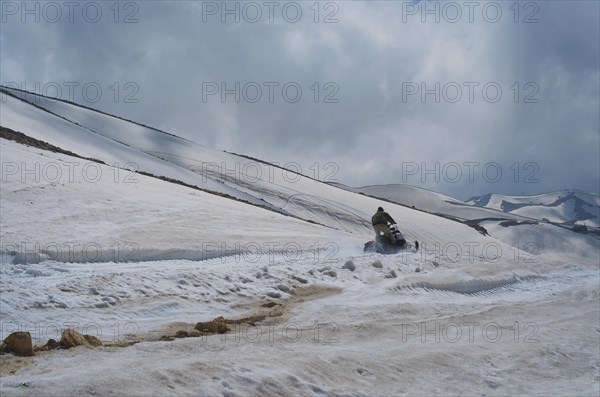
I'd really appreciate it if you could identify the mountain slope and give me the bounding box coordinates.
[0,86,506,261]
[0,88,265,206]
[0,138,341,263]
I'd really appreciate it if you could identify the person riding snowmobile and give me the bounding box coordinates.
[371,207,397,245]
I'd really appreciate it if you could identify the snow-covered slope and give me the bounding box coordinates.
[0,87,503,259]
[468,191,600,227]
[2,244,598,396]
[0,141,598,394]
[0,139,342,264]
[0,88,266,206]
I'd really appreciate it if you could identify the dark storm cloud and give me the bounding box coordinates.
[1,0,598,199]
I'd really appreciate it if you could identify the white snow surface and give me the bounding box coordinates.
[2,250,598,396]
[1,91,599,396]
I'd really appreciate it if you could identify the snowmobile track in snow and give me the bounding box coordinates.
[391,275,545,297]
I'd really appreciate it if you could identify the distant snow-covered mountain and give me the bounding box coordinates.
[467,190,600,228]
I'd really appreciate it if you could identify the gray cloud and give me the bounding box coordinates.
[1,0,598,199]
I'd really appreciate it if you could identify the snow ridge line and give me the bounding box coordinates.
[2,246,333,265]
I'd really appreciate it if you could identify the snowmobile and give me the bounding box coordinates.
[363,224,419,254]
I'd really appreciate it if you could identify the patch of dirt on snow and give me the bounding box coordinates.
[289,284,342,302]
[154,284,342,340]
[0,354,35,377]
[273,284,343,323]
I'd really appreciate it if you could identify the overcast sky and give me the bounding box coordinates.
[1,0,598,199]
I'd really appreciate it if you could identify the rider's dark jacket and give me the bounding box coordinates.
[372,210,396,226]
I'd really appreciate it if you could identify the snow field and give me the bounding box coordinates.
[1,248,598,396]
[1,88,598,396]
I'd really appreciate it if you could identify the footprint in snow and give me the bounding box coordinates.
[356,368,373,376]
[308,384,327,395]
